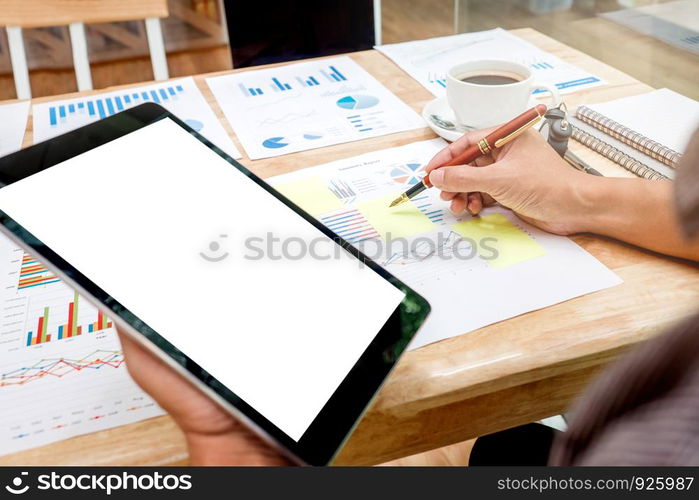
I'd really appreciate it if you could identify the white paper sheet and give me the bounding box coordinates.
[206,56,425,159]
[376,28,605,98]
[32,77,241,158]
[267,139,622,349]
[586,88,699,154]
[0,101,30,157]
[0,234,164,456]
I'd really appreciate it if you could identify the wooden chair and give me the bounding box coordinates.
[0,0,170,99]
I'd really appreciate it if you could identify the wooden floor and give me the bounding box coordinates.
[1,0,695,100]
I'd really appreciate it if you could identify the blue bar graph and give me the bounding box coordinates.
[330,66,346,81]
[114,96,124,111]
[87,101,95,116]
[49,107,57,126]
[68,104,75,113]
[96,100,106,119]
[272,77,291,91]
[238,63,350,97]
[105,98,115,115]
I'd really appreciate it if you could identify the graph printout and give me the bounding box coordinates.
[32,77,241,158]
[267,139,622,349]
[0,234,164,455]
[376,28,605,98]
[206,56,425,159]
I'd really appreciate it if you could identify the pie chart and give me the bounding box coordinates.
[390,163,423,185]
[262,137,289,149]
[336,95,380,110]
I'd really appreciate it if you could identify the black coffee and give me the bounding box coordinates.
[460,74,521,85]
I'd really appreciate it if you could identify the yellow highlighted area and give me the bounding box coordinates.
[273,177,344,216]
[358,194,434,239]
[452,213,546,269]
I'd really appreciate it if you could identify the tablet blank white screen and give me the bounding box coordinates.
[0,118,404,441]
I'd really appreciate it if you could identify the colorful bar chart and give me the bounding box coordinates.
[47,83,185,127]
[88,311,113,333]
[24,292,112,347]
[57,292,82,340]
[320,208,378,244]
[18,254,60,290]
[26,307,51,346]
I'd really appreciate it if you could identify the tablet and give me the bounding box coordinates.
[0,104,429,465]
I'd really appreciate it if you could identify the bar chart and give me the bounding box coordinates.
[237,64,348,98]
[25,292,113,347]
[46,83,185,127]
[18,254,60,290]
[32,77,241,158]
[319,208,378,244]
[413,194,446,225]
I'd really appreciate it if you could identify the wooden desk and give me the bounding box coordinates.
[2,28,698,466]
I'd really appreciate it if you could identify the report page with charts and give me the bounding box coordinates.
[267,139,622,349]
[206,56,425,159]
[0,234,164,455]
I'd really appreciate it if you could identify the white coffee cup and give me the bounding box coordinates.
[446,60,560,129]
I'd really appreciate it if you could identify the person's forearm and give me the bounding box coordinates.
[578,177,699,261]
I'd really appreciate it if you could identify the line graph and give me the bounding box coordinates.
[0,349,123,387]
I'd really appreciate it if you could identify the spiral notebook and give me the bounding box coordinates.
[570,89,699,180]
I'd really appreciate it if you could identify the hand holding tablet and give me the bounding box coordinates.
[0,104,429,465]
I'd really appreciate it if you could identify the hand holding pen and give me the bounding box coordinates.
[406,106,604,234]
[389,104,548,207]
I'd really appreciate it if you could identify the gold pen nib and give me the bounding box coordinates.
[389,193,409,207]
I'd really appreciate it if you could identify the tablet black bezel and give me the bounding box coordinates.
[0,103,430,465]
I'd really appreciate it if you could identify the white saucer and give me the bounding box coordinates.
[422,96,541,142]
[422,97,471,142]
